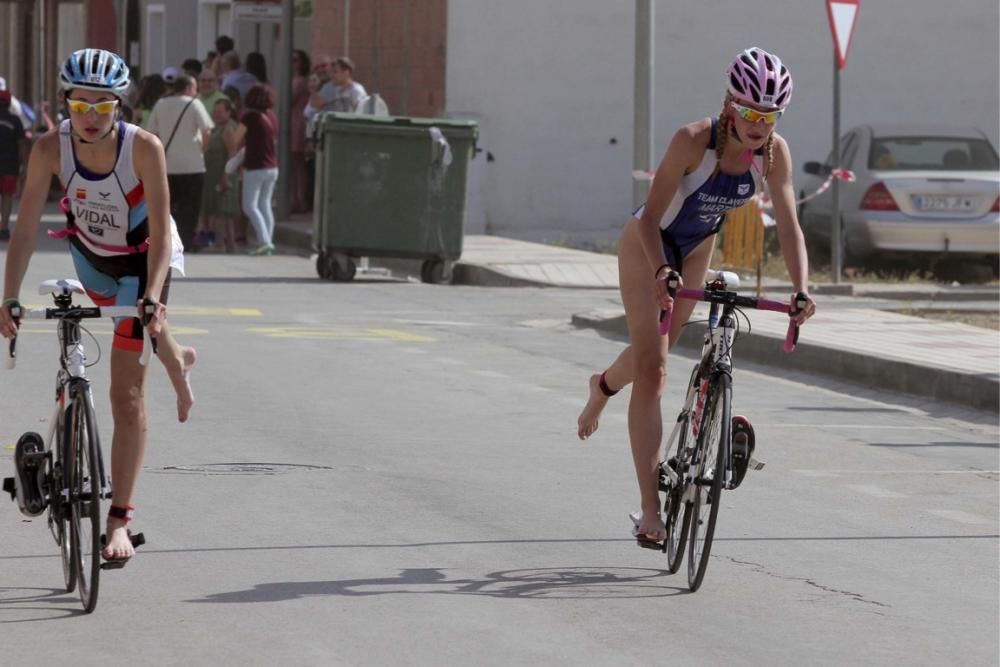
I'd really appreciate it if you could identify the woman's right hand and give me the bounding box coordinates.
[0,300,20,340]
[653,266,681,311]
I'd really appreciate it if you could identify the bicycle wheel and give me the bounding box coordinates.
[67,390,102,612]
[45,408,76,593]
[663,480,689,574]
[687,374,731,591]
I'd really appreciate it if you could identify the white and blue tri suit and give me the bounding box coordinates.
[52,119,184,352]
[634,118,763,273]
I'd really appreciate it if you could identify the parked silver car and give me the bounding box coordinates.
[799,124,999,272]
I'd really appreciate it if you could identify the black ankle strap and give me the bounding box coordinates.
[599,371,618,397]
[108,505,135,522]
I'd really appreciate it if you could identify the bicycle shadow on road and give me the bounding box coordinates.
[0,586,88,622]
[186,566,687,604]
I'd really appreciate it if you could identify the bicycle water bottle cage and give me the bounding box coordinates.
[39,279,86,309]
[703,270,740,290]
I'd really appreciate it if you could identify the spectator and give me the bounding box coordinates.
[197,69,227,119]
[202,98,241,252]
[215,35,235,58]
[245,51,268,84]
[133,74,167,128]
[0,90,28,241]
[0,77,36,136]
[182,58,203,79]
[146,74,214,250]
[221,51,259,104]
[162,66,181,85]
[234,83,278,255]
[309,56,366,113]
[290,49,312,212]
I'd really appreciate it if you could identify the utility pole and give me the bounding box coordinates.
[632,0,653,209]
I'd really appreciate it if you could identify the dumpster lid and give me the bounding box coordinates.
[316,111,478,130]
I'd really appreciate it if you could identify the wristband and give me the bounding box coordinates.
[654,263,672,280]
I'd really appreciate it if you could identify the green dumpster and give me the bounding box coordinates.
[311,112,479,283]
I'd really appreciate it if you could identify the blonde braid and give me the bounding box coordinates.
[712,92,734,180]
[763,133,775,183]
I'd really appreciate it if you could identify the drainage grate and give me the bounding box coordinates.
[147,462,339,476]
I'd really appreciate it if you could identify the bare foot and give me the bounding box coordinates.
[630,510,666,543]
[577,374,610,440]
[172,347,196,423]
[103,519,135,561]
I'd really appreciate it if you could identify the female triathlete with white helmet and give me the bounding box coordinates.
[577,48,817,545]
[0,49,196,564]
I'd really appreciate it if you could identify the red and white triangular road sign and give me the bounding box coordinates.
[826,0,860,69]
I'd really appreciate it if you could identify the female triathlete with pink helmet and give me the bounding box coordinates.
[0,49,196,565]
[577,48,817,545]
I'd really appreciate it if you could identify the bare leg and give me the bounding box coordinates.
[577,235,714,441]
[103,346,148,560]
[153,321,196,423]
[0,192,12,231]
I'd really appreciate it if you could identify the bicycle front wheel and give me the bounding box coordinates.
[67,390,102,613]
[687,374,731,591]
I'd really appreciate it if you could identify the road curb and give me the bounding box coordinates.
[570,311,999,413]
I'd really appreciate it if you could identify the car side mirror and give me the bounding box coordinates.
[803,161,824,176]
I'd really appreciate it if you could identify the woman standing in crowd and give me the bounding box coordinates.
[233,83,277,256]
[290,49,312,213]
[202,98,241,253]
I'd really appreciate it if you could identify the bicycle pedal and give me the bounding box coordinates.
[748,457,765,471]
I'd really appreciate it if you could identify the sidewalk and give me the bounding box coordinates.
[274,217,999,412]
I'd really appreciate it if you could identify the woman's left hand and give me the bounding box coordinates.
[138,298,167,337]
[790,292,816,325]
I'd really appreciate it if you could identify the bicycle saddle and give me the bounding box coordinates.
[38,278,85,296]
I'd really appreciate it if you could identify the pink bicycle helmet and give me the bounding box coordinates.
[726,47,792,110]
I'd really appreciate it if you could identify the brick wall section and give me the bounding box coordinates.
[310,0,446,117]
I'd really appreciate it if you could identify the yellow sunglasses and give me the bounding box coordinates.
[67,99,119,115]
[731,102,783,124]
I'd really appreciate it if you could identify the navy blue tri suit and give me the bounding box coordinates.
[633,118,763,273]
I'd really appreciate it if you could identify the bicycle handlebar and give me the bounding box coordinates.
[658,277,806,353]
[5,304,154,370]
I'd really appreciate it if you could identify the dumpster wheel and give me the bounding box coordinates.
[317,251,357,282]
[421,259,452,284]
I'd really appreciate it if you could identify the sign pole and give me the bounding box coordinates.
[831,52,842,283]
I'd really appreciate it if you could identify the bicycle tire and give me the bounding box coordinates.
[663,483,689,574]
[67,390,102,613]
[48,408,76,593]
[687,374,731,591]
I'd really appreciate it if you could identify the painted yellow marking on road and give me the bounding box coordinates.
[249,327,435,343]
[169,307,263,317]
[3,444,14,451]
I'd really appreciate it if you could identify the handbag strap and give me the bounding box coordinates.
[163,97,196,154]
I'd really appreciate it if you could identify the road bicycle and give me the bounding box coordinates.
[641,269,806,592]
[3,279,150,613]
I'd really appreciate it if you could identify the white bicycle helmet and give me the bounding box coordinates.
[59,48,130,98]
[726,47,793,110]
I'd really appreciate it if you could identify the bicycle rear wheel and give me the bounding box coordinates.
[687,374,731,591]
[67,390,102,613]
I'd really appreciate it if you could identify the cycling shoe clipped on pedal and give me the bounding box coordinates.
[7,432,48,517]
[731,416,756,489]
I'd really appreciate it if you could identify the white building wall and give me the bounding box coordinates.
[446,1,1000,245]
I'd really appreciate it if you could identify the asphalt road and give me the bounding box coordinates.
[1,247,997,665]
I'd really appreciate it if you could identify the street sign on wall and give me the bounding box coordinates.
[827,0,860,69]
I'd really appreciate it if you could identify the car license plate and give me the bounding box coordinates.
[912,195,976,212]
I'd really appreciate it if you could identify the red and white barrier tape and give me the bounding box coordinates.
[631,168,856,210]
